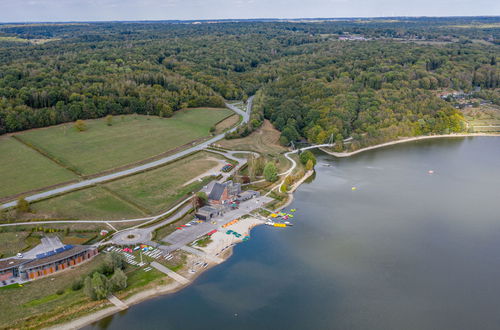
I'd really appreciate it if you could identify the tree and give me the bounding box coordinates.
[16,197,30,214]
[192,191,207,209]
[106,115,113,126]
[90,272,111,300]
[264,162,278,182]
[74,119,87,132]
[104,252,125,273]
[299,150,316,166]
[83,276,96,300]
[306,159,314,171]
[110,268,128,291]
[280,183,288,193]
[334,134,344,152]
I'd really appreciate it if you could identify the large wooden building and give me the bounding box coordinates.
[0,245,98,285]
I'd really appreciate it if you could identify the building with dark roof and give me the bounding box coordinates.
[0,259,30,283]
[207,180,241,205]
[195,205,221,221]
[20,245,98,280]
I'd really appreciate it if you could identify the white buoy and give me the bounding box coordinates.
[428,170,434,174]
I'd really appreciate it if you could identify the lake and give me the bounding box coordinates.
[88,137,500,330]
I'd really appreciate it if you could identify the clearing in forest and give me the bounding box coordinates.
[14,108,232,176]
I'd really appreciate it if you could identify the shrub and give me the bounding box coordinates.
[71,278,84,291]
[16,197,31,214]
[306,159,315,171]
[74,119,87,132]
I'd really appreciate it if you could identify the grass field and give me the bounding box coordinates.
[0,137,77,200]
[215,114,240,134]
[15,108,232,176]
[32,186,146,220]
[0,253,170,329]
[219,120,287,154]
[29,151,224,219]
[0,255,107,329]
[0,231,40,258]
[104,151,223,214]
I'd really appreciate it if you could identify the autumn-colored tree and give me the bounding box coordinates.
[74,119,87,132]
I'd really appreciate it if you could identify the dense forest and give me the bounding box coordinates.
[0,17,498,149]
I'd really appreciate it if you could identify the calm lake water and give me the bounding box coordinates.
[88,137,500,330]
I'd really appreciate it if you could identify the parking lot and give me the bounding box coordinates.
[162,196,272,251]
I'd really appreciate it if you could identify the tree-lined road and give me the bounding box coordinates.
[1,98,253,210]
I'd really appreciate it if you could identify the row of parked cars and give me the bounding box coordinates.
[221,164,233,172]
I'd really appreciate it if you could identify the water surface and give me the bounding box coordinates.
[89,137,500,330]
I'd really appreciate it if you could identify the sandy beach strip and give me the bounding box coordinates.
[320,133,500,158]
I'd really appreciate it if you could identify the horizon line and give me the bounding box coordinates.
[1,14,499,25]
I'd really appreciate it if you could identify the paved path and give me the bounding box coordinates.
[151,261,189,285]
[0,217,155,227]
[1,97,253,210]
[109,203,192,245]
[107,294,128,310]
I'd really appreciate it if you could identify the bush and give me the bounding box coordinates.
[306,159,315,171]
[71,278,84,291]
[74,119,87,132]
[16,197,31,214]
[56,289,65,295]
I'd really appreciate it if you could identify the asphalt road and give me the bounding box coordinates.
[1,97,253,209]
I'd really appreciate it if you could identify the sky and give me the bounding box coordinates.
[0,0,499,23]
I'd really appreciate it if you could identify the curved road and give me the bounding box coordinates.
[1,97,253,210]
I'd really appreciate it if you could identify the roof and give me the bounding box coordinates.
[0,258,31,271]
[196,206,218,215]
[208,182,226,201]
[21,245,92,270]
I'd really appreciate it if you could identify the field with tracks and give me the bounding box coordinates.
[0,108,232,201]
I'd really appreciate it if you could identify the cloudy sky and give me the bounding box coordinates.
[1,0,499,22]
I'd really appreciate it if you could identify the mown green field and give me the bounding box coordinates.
[0,137,77,199]
[32,186,146,220]
[15,108,232,176]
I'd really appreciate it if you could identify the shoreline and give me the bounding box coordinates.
[49,133,500,329]
[320,133,500,158]
[49,217,265,330]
